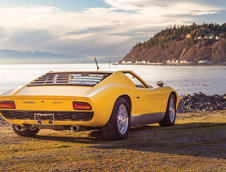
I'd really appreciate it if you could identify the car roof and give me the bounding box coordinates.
[28,69,151,88]
[46,70,151,88]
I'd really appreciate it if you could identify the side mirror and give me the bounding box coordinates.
[157,81,164,87]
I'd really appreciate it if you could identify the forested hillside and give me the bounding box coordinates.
[123,23,226,64]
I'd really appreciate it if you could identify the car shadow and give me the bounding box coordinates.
[32,122,226,159]
[90,122,226,159]
[33,130,104,144]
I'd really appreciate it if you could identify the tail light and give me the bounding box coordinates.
[73,101,92,110]
[0,101,16,109]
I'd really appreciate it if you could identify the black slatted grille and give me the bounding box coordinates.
[27,72,111,87]
[1,111,94,121]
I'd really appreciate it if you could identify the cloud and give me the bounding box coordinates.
[9,30,54,47]
[104,0,222,15]
[0,0,224,58]
[0,27,8,39]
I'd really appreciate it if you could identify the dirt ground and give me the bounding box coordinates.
[0,111,225,171]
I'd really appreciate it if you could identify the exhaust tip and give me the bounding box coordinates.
[70,125,78,132]
[15,125,25,131]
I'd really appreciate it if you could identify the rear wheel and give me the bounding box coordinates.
[159,94,176,126]
[101,97,130,140]
[12,124,40,137]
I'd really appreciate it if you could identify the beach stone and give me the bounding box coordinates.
[177,92,226,113]
[223,94,226,100]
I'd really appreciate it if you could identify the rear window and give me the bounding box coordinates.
[27,72,111,87]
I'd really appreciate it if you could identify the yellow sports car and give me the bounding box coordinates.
[0,70,178,140]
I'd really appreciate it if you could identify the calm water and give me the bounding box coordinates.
[0,64,225,95]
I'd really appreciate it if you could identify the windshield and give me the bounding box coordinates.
[123,72,148,88]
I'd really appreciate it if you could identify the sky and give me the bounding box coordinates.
[0,0,225,60]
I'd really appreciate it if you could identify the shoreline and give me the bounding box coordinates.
[0,62,225,66]
[113,63,226,66]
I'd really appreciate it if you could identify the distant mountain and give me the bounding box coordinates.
[0,50,122,64]
[0,50,69,57]
[122,23,226,64]
[0,50,89,64]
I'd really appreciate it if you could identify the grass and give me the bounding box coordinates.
[0,111,225,171]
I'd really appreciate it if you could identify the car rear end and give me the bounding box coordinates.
[0,71,111,128]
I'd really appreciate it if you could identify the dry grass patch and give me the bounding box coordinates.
[0,111,225,171]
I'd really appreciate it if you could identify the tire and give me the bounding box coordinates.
[159,94,176,126]
[12,124,40,137]
[101,97,130,140]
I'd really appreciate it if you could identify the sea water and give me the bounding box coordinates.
[0,64,225,95]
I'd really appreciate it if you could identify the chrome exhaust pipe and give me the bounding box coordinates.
[70,125,86,132]
[70,125,79,132]
[15,124,25,131]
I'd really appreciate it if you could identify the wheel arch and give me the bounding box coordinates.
[159,91,177,126]
[118,94,132,114]
[170,91,177,103]
[170,91,179,109]
[89,84,134,127]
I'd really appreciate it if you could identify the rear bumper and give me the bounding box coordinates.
[0,110,97,126]
[0,94,114,127]
[1,110,94,121]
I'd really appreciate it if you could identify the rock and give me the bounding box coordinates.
[223,94,226,100]
[178,92,226,113]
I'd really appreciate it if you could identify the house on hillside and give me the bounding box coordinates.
[198,60,212,64]
[195,36,203,40]
[147,61,151,64]
[209,35,214,39]
[166,60,179,64]
[167,59,191,64]
[141,61,146,64]
[195,35,221,41]
[215,36,220,40]
[186,34,192,39]
[121,60,133,64]
[180,60,190,64]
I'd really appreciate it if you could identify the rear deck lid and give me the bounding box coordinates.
[16,86,91,96]
[16,72,111,96]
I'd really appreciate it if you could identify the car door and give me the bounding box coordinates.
[136,87,163,114]
[123,72,163,115]
[123,72,166,126]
